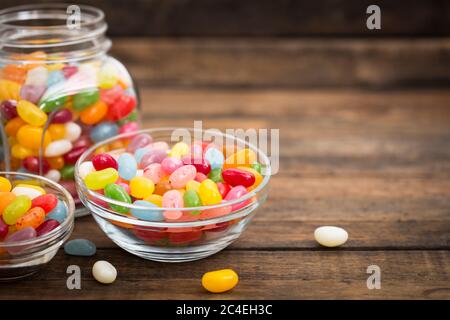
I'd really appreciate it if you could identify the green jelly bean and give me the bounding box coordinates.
[3,195,32,225]
[183,189,202,215]
[117,109,137,126]
[73,90,100,111]
[104,183,131,213]
[251,162,262,174]
[39,95,68,113]
[208,168,223,183]
[61,165,75,180]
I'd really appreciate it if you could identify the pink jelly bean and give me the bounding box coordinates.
[23,156,50,174]
[143,163,164,183]
[5,227,37,255]
[36,219,60,236]
[119,122,138,135]
[126,133,153,153]
[169,165,197,189]
[182,156,211,175]
[0,100,18,120]
[51,109,72,123]
[161,157,183,175]
[100,85,123,105]
[92,153,118,170]
[225,185,250,211]
[72,135,92,149]
[116,182,131,194]
[62,65,78,78]
[195,172,207,182]
[140,149,167,168]
[216,182,231,198]
[0,218,8,239]
[20,85,46,104]
[162,190,184,220]
[150,141,169,151]
[64,146,88,165]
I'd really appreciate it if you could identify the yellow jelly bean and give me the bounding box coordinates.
[186,180,200,193]
[0,177,12,192]
[224,148,257,169]
[17,100,48,126]
[237,166,263,190]
[47,124,66,140]
[201,269,239,293]
[16,125,52,150]
[47,63,65,71]
[5,117,25,137]
[11,144,34,159]
[144,194,163,207]
[84,168,119,190]
[199,179,222,205]
[169,142,189,159]
[0,79,21,101]
[129,176,155,199]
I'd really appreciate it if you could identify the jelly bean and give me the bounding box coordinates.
[17,100,48,126]
[224,148,257,169]
[182,156,211,175]
[72,90,100,111]
[92,153,118,171]
[11,144,33,160]
[142,163,163,184]
[92,260,117,284]
[118,122,138,135]
[64,122,82,142]
[251,162,262,174]
[98,62,119,89]
[117,153,137,180]
[39,95,68,113]
[90,121,119,143]
[199,204,231,220]
[169,165,197,189]
[0,177,12,192]
[80,100,108,125]
[47,70,65,86]
[64,239,96,256]
[130,200,163,221]
[2,195,32,225]
[47,200,67,223]
[45,169,61,182]
[0,79,21,101]
[195,172,208,183]
[3,64,27,83]
[169,141,189,159]
[0,99,18,120]
[20,85,46,104]
[31,194,58,213]
[222,168,255,187]
[162,190,184,220]
[63,146,88,164]
[216,182,231,198]
[225,186,249,211]
[47,156,64,170]
[44,139,72,157]
[16,207,45,230]
[78,161,95,179]
[150,141,169,151]
[0,192,16,213]
[237,166,263,190]
[183,190,202,214]
[199,179,222,205]
[84,168,119,190]
[25,66,48,86]
[104,183,131,213]
[140,149,167,168]
[107,95,136,120]
[204,147,224,169]
[186,180,201,193]
[5,227,36,254]
[161,157,183,175]
[17,125,52,150]
[48,123,66,140]
[59,180,77,198]
[202,269,239,293]
[12,185,45,200]
[62,65,78,78]
[72,135,92,149]
[23,156,50,174]
[134,147,151,164]
[126,133,153,153]
[129,176,154,199]
[314,226,348,247]
[5,116,25,136]
[100,85,122,105]
[51,108,72,123]
[0,218,8,239]
[145,194,163,207]
[208,168,223,183]
[168,230,202,244]
[36,219,60,236]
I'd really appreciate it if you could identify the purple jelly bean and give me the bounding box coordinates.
[51,109,73,123]
[126,133,153,153]
[0,99,18,120]
[140,149,167,168]
[36,219,60,236]
[20,85,46,104]
[5,227,37,255]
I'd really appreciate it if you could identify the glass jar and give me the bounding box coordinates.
[0,4,139,216]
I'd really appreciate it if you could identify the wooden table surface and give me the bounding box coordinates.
[1,38,450,299]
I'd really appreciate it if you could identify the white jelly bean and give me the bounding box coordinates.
[79,161,95,179]
[64,122,82,142]
[11,186,43,199]
[45,139,73,157]
[314,226,348,247]
[92,260,117,284]
[25,66,48,86]
[45,169,61,182]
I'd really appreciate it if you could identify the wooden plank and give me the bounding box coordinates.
[109,38,450,88]
[2,0,449,36]
[0,250,448,299]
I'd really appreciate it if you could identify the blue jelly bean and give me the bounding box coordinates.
[64,239,96,256]
[134,147,151,164]
[130,200,164,221]
[117,153,137,180]
[205,148,224,169]
[90,122,119,143]
[47,70,65,86]
[47,200,67,223]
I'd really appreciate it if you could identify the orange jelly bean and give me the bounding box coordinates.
[48,124,66,140]
[16,125,52,150]
[2,64,27,83]
[0,192,16,215]
[16,207,46,230]
[47,156,65,170]
[5,117,25,137]
[80,100,108,125]
[223,148,257,169]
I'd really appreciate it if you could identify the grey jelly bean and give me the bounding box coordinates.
[64,239,97,256]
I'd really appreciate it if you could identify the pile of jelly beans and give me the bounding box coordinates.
[0,51,137,201]
[0,176,68,254]
[80,133,263,226]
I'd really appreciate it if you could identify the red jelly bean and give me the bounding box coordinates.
[36,219,60,236]
[168,230,202,244]
[72,135,92,149]
[0,100,18,120]
[100,85,123,105]
[0,218,8,239]
[63,146,89,164]
[222,168,255,187]
[182,156,211,175]
[51,109,72,123]
[107,95,136,121]
[32,194,58,213]
[23,156,50,174]
[92,153,118,170]
[216,182,231,198]
[133,228,167,243]
[195,172,208,182]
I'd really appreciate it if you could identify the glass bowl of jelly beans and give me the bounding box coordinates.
[75,128,271,262]
[0,171,75,280]
[0,4,139,217]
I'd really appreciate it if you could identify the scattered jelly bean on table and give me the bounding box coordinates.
[202,269,239,293]
[314,226,348,247]
[64,239,96,256]
[92,260,117,284]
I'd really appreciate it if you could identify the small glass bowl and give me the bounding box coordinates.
[75,128,271,262]
[0,172,75,280]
